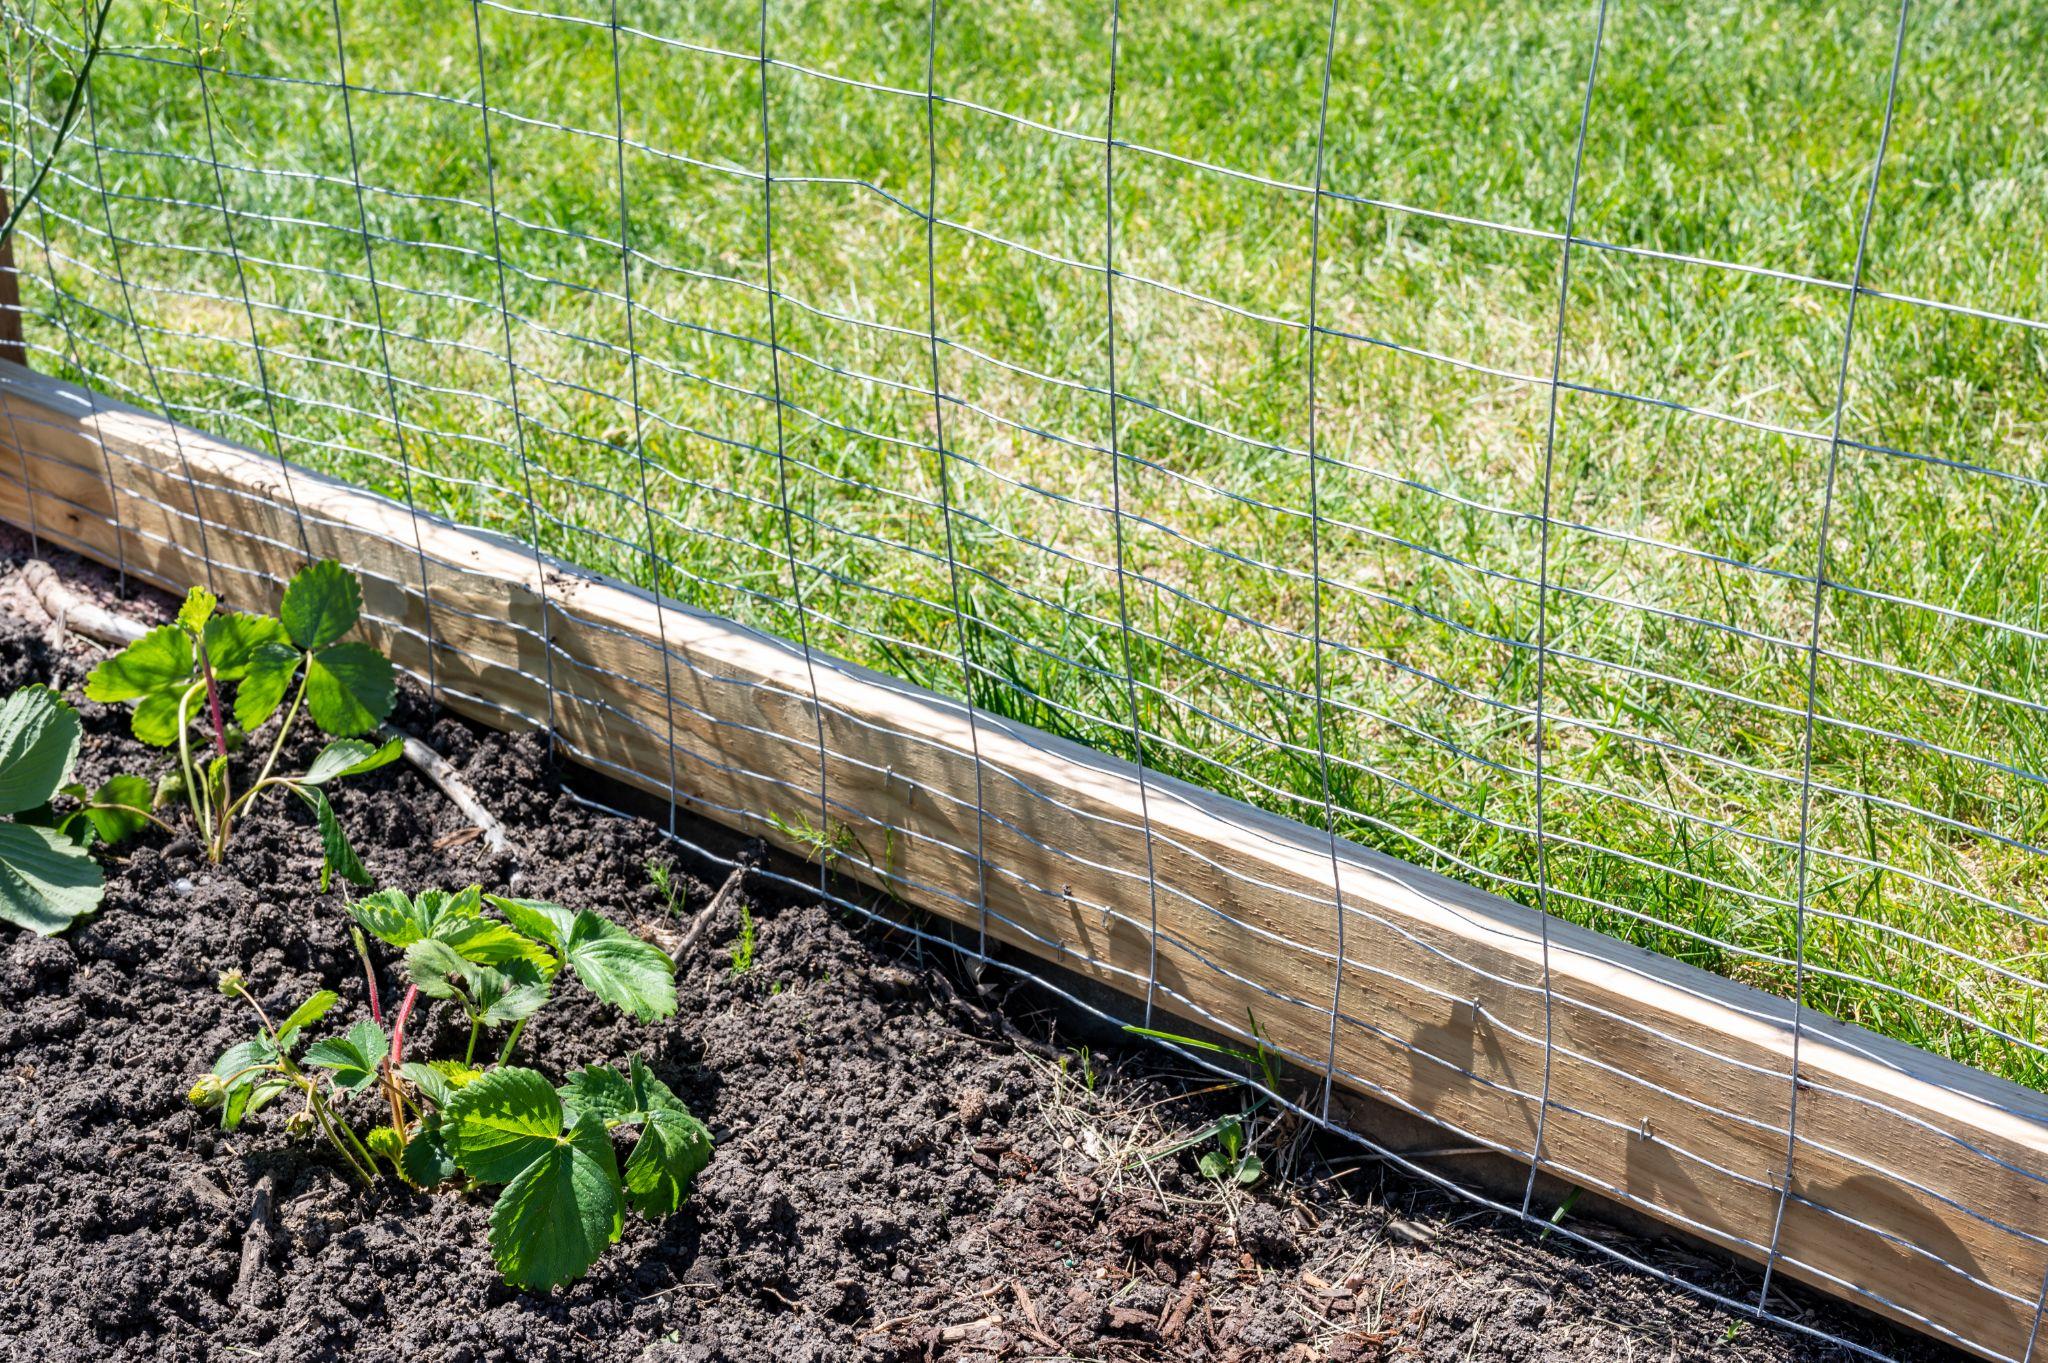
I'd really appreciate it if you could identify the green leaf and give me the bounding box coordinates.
[304,643,394,738]
[176,586,218,635]
[205,754,230,809]
[443,1066,566,1184]
[303,736,403,786]
[233,642,301,732]
[367,1124,406,1170]
[431,1060,483,1088]
[557,1057,710,1216]
[293,785,368,892]
[470,962,552,1026]
[0,686,81,814]
[487,1111,622,1290]
[223,1076,290,1132]
[402,1113,459,1187]
[202,611,291,680]
[400,1061,457,1109]
[487,897,675,1022]
[211,1036,278,1085]
[487,896,579,956]
[404,937,472,999]
[280,560,362,650]
[276,989,340,1039]
[85,624,193,704]
[349,885,493,952]
[414,886,484,935]
[246,1077,291,1118]
[626,1105,714,1216]
[129,689,188,748]
[558,1065,636,1125]
[0,821,103,934]
[562,914,676,1023]
[85,774,153,845]
[347,887,420,947]
[443,918,554,972]
[303,1019,389,1091]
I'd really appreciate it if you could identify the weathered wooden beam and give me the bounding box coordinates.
[0,195,25,369]
[1,359,2043,1360]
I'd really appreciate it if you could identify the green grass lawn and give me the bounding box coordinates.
[8,0,2048,1087]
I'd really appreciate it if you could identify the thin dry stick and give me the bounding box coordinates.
[377,723,511,856]
[15,560,510,853]
[232,1172,276,1302]
[21,558,146,646]
[674,856,753,958]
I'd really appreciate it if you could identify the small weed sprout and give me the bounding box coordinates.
[196,884,711,1290]
[85,561,401,888]
[1122,1012,1282,1189]
[766,809,861,868]
[1067,1045,1099,1093]
[1197,1116,1264,1185]
[730,902,756,974]
[646,858,683,918]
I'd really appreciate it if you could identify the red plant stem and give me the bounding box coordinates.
[361,953,384,1024]
[389,984,420,1070]
[382,983,421,1137]
[198,648,228,757]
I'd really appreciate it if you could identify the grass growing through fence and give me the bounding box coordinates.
[8,1,2048,1087]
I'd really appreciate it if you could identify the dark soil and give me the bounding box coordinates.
[0,544,1951,1363]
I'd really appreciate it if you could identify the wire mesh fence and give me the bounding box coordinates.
[4,0,2048,1357]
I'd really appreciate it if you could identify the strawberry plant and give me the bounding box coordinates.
[84,560,401,887]
[0,684,104,933]
[192,971,382,1185]
[195,884,706,1289]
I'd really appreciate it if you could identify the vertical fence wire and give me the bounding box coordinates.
[754,0,831,896]
[187,14,310,564]
[328,0,438,699]
[467,0,560,750]
[921,0,990,959]
[1521,0,1611,1217]
[1758,0,1913,1313]
[1099,0,1165,1025]
[2023,1267,2048,1363]
[1303,0,1350,1124]
[78,57,217,595]
[606,1,680,837]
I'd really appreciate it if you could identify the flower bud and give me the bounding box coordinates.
[188,1075,227,1109]
[216,969,246,997]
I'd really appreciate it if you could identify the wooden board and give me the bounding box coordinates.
[2,358,2044,1360]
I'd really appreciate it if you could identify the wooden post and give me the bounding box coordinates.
[0,191,25,369]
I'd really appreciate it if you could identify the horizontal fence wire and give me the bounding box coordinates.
[5,1,2048,1356]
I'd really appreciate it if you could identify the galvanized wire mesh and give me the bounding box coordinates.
[5,0,2048,1355]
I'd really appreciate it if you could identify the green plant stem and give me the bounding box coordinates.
[220,659,311,838]
[85,800,179,836]
[352,927,384,1024]
[197,648,233,858]
[175,681,214,848]
[464,1015,481,1067]
[302,1078,378,1186]
[496,1016,529,1067]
